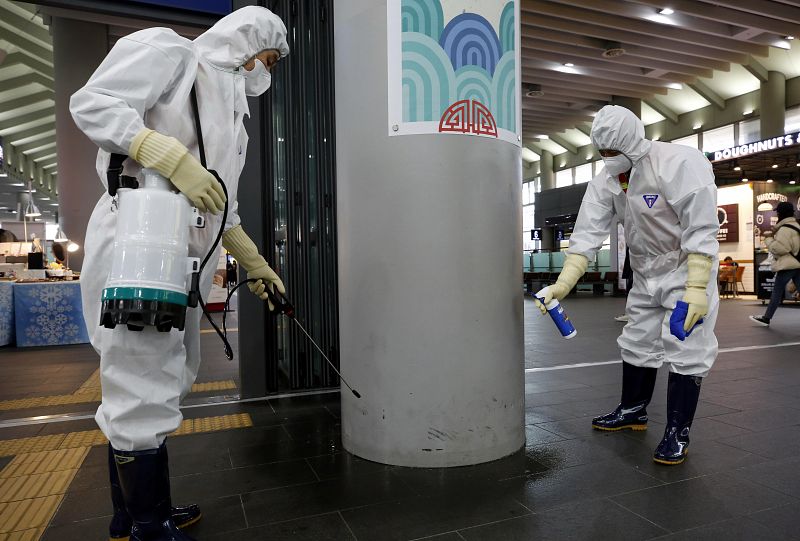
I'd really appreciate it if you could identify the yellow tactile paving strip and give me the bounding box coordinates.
[0,413,253,538]
[0,369,237,412]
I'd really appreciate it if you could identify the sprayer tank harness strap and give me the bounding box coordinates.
[70,6,289,451]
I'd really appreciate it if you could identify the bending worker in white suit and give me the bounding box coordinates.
[70,7,288,540]
[536,105,719,466]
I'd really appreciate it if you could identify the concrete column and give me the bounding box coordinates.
[611,96,642,119]
[51,17,107,270]
[760,71,786,138]
[335,0,525,467]
[540,150,555,191]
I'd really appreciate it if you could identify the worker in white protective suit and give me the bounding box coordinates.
[70,7,288,540]
[535,105,719,466]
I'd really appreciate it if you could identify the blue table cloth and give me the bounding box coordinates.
[0,282,13,346]
[13,282,90,347]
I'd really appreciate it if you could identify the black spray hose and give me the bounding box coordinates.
[193,177,362,398]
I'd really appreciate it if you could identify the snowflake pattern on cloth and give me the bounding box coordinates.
[14,282,90,347]
[0,282,13,346]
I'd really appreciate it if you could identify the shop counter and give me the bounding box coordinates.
[13,281,90,347]
[0,281,13,346]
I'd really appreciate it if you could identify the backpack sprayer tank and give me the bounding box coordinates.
[100,169,205,332]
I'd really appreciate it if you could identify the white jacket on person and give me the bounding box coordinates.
[766,217,800,272]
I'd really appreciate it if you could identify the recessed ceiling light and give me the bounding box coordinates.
[564,62,574,67]
[693,123,702,130]
[772,164,779,168]
[536,135,549,140]
[652,135,661,141]
[785,36,795,40]
[667,82,683,90]
[0,173,7,178]
[659,8,675,15]
[791,180,797,185]
[733,165,741,171]
[767,179,774,183]
[10,183,24,187]
[741,178,749,182]
[743,109,754,115]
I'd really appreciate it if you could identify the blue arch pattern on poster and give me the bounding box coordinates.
[499,1,515,53]
[492,52,516,131]
[440,13,502,77]
[455,66,492,107]
[402,32,457,122]
[401,0,444,41]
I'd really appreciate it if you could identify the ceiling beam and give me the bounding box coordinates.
[0,90,53,111]
[32,152,57,164]
[546,0,741,41]
[0,112,54,135]
[644,98,678,123]
[0,72,51,93]
[528,83,613,102]
[743,55,769,83]
[521,56,692,88]
[520,11,747,65]
[688,80,725,109]
[0,25,53,64]
[0,51,54,79]
[548,134,578,154]
[15,135,56,154]
[574,124,593,137]
[522,100,597,115]
[522,69,660,98]
[0,1,52,44]
[522,94,606,108]
[521,26,729,72]
[629,0,800,38]
[6,126,54,146]
[521,0,767,57]
[696,0,800,26]
[521,36,714,79]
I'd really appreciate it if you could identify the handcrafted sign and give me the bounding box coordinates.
[717,204,739,243]
[707,133,800,162]
[388,0,521,146]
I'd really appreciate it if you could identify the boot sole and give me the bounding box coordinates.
[653,451,688,466]
[108,513,202,540]
[592,424,647,432]
[177,513,203,529]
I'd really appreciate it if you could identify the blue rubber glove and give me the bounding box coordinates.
[670,300,704,341]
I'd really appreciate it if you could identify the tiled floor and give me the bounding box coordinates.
[2,295,800,540]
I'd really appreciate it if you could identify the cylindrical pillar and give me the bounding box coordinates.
[51,17,108,270]
[334,0,524,467]
[760,71,786,138]
[540,150,555,191]
[611,96,642,119]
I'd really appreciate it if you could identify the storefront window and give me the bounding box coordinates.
[574,163,592,184]
[671,133,699,149]
[739,118,760,144]
[702,124,735,153]
[555,169,573,188]
[785,105,800,134]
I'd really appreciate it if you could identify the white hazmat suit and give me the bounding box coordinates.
[569,106,720,376]
[71,8,289,451]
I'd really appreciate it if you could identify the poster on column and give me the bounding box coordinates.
[387,0,521,146]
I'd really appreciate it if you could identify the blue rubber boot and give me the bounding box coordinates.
[113,446,197,541]
[592,362,657,432]
[654,372,702,465]
[108,444,201,540]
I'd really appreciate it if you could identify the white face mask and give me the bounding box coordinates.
[243,59,272,96]
[602,154,632,177]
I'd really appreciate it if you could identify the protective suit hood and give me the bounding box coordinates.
[591,105,652,165]
[193,6,289,70]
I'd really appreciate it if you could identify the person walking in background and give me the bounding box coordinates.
[750,202,800,327]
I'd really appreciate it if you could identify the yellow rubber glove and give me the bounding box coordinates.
[129,128,226,214]
[534,253,588,314]
[222,225,285,311]
[682,253,712,331]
